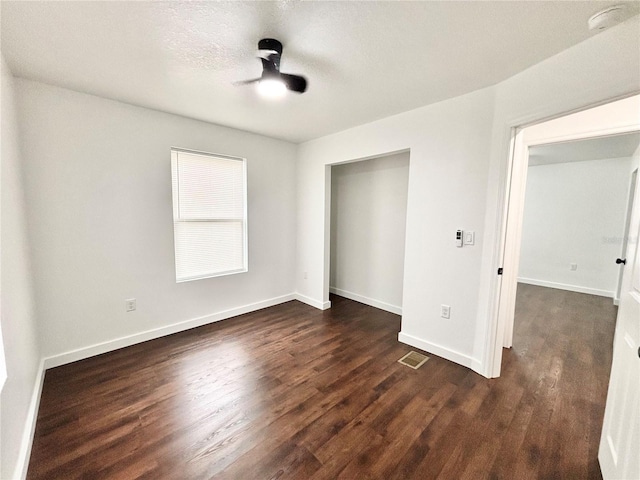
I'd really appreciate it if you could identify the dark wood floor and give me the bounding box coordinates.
[27,284,616,479]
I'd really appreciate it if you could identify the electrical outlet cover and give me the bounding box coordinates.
[125,298,136,312]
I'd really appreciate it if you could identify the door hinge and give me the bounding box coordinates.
[497,268,503,275]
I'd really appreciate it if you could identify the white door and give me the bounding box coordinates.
[599,168,640,479]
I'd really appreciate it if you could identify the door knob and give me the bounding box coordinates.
[616,258,627,265]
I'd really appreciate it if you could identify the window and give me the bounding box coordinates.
[171,148,247,282]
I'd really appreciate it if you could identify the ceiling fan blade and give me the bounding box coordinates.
[233,78,261,86]
[281,73,307,93]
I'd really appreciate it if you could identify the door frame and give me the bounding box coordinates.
[490,94,640,374]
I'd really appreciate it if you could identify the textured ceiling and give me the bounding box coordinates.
[529,132,640,166]
[2,1,639,143]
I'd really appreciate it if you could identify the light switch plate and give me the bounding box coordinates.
[464,231,475,245]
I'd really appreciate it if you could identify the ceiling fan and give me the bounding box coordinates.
[236,38,307,97]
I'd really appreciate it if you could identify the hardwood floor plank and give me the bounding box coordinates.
[27,286,616,479]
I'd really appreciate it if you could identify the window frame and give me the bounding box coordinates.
[171,147,248,282]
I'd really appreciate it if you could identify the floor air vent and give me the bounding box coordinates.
[398,351,429,369]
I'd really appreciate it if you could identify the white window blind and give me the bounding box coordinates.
[171,149,247,282]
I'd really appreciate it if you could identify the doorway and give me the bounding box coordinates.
[492,94,640,479]
[517,134,640,305]
[494,95,640,358]
[329,151,410,315]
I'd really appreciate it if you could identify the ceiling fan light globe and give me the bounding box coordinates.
[257,78,287,99]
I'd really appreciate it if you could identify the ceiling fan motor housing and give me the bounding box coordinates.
[258,38,283,55]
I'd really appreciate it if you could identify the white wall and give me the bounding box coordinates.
[297,87,496,370]
[518,156,633,297]
[1,56,41,480]
[15,79,298,363]
[330,152,409,314]
[297,15,640,377]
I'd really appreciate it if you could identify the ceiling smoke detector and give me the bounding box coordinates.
[588,5,627,31]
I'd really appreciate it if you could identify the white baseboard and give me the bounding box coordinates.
[517,277,614,298]
[43,294,296,369]
[294,293,331,310]
[14,358,45,480]
[329,287,402,315]
[398,332,477,371]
